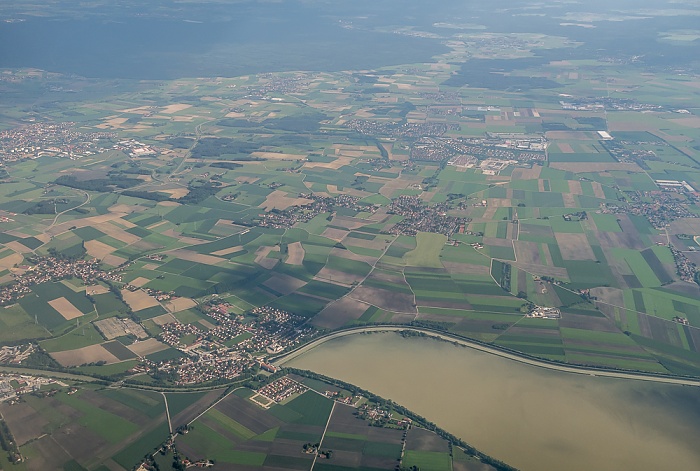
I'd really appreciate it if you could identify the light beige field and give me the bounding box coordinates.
[161,104,192,114]
[303,156,353,170]
[48,297,84,320]
[333,143,377,153]
[568,180,583,195]
[51,344,121,367]
[119,106,151,114]
[121,289,161,311]
[377,177,417,198]
[322,227,350,241]
[108,204,144,214]
[84,240,116,259]
[130,277,151,288]
[262,191,313,211]
[151,313,178,326]
[212,245,244,256]
[254,246,279,270]
[4,241,32,253]
[159,188,190,198]
[591,182,607,199]
[50,216,140,244]
[5,230,31,238]
[128,338,170,357]
[487,198,512,208]
[0,253,23,270]
[285,241,305,265]
[102,254,128,267]
[165,297,197,313]
[167,249,226,265]
[562,192,577,208]
[85,284,109,295]
[147,221,169,231]
[250,152,304,160]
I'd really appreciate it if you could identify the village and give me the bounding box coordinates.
[410,135,547,163]
[0,255,123,305]
[258,193,378,229]
[147,304,316,385]
[388,195,470,236]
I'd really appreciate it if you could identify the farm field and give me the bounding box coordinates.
[1,2,700,469]
[174,378,493,471]
[0,51,699,379]
[0,385,169,471]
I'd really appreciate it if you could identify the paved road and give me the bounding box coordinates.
[274,326,700,387]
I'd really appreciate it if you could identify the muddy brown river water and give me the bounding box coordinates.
[283,332,700,471]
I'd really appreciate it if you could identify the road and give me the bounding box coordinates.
[309,400,335,471]
[273,326,700,388]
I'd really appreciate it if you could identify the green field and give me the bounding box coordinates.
[404,232,447,268]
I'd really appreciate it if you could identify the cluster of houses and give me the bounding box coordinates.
[150,304,314,385]
[0,122,116,162]
[0,256,122,305]
[258,193,378,229]
[345,119,458,139]
[388,195,469,236]
[257,377,307,402]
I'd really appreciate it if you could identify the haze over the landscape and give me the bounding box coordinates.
[0,1,699,470]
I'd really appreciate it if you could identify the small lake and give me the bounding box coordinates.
[283,332,700,471]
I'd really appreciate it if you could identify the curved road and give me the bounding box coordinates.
[273,326,700,387]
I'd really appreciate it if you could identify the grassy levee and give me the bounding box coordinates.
[271,324,700,385]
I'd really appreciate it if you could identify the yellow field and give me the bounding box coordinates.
[102,254,128,267]
[254,246,279,269]
[85,240,116,259]
[0,253,23,270]
[303,156,353,170]
[212,245,244,256]
[167,249,226,266]
[85,284,110,295]
[130,277,151,288]
[262,190,313,211]
[128,338,169,357]
[165,297,197,313]
[151,313,178,326]
[51,344,120,367]
[161,104,192,114]
[285,242,305,265]
[48,297,84,320]
[121,289,161,311]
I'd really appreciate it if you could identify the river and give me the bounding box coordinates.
[283,332,700,471]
